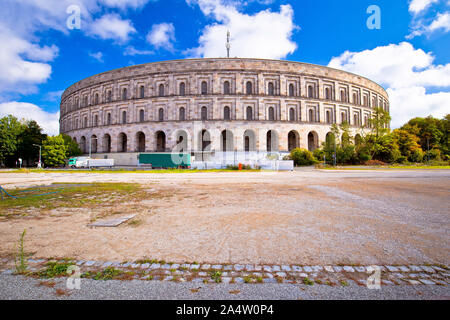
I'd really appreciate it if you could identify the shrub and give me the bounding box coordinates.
[364,159,387,166]
[409,149,424,163]
[289,148,317,166]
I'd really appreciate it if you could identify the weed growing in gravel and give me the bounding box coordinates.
[38,261,75,278]
[93,267,123,280]
[303,277,314,286]
[340,280,349,286]
[14,229,27,274]
[210,271,222,283]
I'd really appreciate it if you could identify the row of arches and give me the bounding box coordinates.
[77,129,323,154]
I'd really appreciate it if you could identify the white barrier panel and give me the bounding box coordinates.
[276,160,294,171]
[190,160,294,171]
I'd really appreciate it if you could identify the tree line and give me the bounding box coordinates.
[0,115,81,168]
[287,108,449,166]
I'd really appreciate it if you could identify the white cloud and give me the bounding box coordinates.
[185,0,298,59]
[409,0,439,14]
[146,23,176,51]
[89,51,104,62]
[427,12,450,32]
[0,101,60,135]
[44,90,64,102]
[328,42,450,128]
[100,0,154,10]
[408,11,450,37]
[387,86,450,128]
[0,26,58,94]
[124,46,154,56]
[87,14,136,43]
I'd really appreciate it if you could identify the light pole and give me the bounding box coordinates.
[33,144,41,168]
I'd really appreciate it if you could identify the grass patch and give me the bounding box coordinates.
[37,261,75,279]
[210,271,222,283]
[0,182,145,211]
[92,267,123,280]
[302,277,314,286]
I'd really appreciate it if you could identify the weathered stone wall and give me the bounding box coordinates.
[59,58,389,155]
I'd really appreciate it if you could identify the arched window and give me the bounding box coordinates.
[94,93,99,105]
[224,106,231,120]
[107,113,111,125]
[179,82,185,95]
[268,82,274,95]
[341,112,346,123]
[268,107,275,121]
[246,81,252,95]
[308,85,314,98]
[179,107,185,120]
[372,97,377,107]
[122,88,127,100]
[224,81,230,94]
[84,96,88,106]
[84,116,88,128]
[140,86,145,98]
[158,108,164,121]
[341,90,346,102]
[201,106,207,120]
[289,84,295,96]
[308,109,314,122]
[354,113,359,126]
[139,109,145,122]
[107,90,112,102]
[94,114,98,126]
[353,92,358,105]
[325,87,331,100]
[122,111,127,124]
[201,81,207,95]
[289,108,295,121]
[246,106,253,120]
[363,96,368,106]
[326,110,331,124]
[159,84,164,97]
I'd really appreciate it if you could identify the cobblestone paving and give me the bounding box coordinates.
[1,258,448,287]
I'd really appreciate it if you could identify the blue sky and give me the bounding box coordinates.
[0,0,449,134]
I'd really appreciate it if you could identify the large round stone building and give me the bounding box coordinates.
[60,58,389,165]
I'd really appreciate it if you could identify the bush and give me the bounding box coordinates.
[425,148,442,161]
[409,149,424,163]
[289,148,317,166]
[364,159,387,166]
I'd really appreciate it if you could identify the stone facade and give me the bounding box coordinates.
[59,58,389,156]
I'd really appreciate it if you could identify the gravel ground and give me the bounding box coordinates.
[0,169,449,265]
[0,274,448,300]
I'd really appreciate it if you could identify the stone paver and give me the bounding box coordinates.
[303,266,313,272]
[385,266,399,272]
[343,266,355,272]
[292,266,302,272]
[281,265,291,272]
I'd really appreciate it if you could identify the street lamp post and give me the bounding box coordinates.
[33,144,41,168]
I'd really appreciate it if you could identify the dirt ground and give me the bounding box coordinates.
[0,169,449,265]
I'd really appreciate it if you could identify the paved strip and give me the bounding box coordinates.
[1,259,448,287]
[0,274,449,300]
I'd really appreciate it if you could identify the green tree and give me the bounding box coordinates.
[392,129,423,162]
[41,135,68,167]
[0,115,25,166]
[16,120,47,166]
[62,134,82,157]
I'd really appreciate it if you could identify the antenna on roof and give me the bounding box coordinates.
[226,30,231,58]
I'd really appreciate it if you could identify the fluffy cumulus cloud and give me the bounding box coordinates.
[87,14,136,43]
[0,102,60,135]
[100,0,154,10]
[408,0,440,14]
[185,0,297,59]
[328,42,450,128]
[146,23,176,51]
[0,25,58,95]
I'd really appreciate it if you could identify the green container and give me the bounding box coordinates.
[138,153,191,168]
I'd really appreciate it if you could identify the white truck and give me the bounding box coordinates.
[69,157,114,168]
[86,158,114,168]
